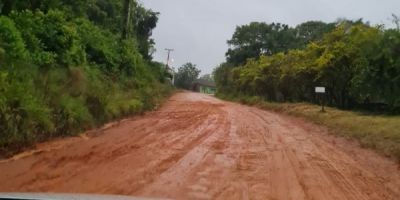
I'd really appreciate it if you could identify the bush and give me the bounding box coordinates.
[0,16,26,60]
[0,7,173,157]
[75,18,119,73]
[55,95,93,134]
[10,10,85,67]
[216,23,400,112]
[0,66,53,152]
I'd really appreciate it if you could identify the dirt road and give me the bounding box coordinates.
[1,92,399,200]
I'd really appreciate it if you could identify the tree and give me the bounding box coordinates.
[225,21,337,66]
[354,28,400,110]
[199,74,213,82]
[215,20,400,111]
[294,21,335,47]
[213,63,234,93]
[134,6,159,60]
[226,22,298,65]
[174,63,201,89]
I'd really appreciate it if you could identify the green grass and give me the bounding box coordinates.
[0,65,174,158]
[217,93,400,161]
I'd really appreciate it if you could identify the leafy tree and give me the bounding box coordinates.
[312,24,381,108]
[225,21,334,66]
[226,22,297,65]
[294,21,335,47]
[213,63,234,93]
[354,28,400,110]
[134,6,159,60]
[216,19,400,111]
[174,63,201,89]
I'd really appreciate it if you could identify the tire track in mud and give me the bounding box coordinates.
[0,92,399,200]
[244,106,399,200]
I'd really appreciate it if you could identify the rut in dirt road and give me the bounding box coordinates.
[0,92,399,200]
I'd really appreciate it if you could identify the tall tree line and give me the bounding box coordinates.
[215,19,400,112]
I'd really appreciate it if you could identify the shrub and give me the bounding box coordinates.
[10,10,85,67]
[0,7,173,157]
[0,16,26,59]
[0,66,53,151]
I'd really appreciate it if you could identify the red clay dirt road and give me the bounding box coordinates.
[1,92,400,200]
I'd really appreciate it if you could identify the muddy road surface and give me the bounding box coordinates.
[1,92,400,200]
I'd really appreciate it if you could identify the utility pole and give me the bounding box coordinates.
[165,48,174,84]
[165,48,174,69]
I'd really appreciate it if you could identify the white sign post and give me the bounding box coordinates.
[315,87,326,112]
[315,87,325,93]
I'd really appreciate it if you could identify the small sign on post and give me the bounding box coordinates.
[315,87,326,112]
[315,87,325,93]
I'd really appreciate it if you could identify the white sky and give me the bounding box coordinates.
[142,0,400,75]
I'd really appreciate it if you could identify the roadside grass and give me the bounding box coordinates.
[0,65,175,158]
[217,93,400,161]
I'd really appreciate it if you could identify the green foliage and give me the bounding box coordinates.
[174,62,201,90]
[57,95,93,133]
[1,0,158,61]
[0,66,53,151]
[295,21,336,47]
[75,18,119,72]
[0,61,172,156]
[0,1,172,156]
[354,29,400,110]
[226,21,334,65]
[105,94,143,119]
[119,38,144,75]
[213,63,234,93]
[0,16,26,60]
[216,20,400,112]
[9,10,85,67]
[134,5,159,60]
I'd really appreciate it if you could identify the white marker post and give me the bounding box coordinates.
[315,87,326,112]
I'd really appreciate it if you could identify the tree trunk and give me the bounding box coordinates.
[122,0,132,39]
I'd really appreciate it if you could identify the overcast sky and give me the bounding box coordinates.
[142,0,400,75]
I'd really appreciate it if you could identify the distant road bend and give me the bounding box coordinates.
[1,92,399,200]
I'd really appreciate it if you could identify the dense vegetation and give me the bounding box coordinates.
[174,62,201,90]
[215,19,400,112]
[0,0,172,156]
